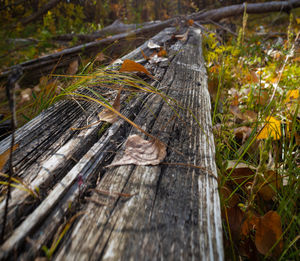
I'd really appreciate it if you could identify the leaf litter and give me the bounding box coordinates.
[106,134,166,167]
[98,86,122,123]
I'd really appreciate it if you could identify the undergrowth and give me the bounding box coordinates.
[203,9,299,260]
[0,4,299,260]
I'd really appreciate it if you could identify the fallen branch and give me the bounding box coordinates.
[52,19,163,42]
[1,0,299,81]
[0,19,175,80]
[189,0,300,22]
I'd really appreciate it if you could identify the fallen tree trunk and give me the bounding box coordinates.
[52,19,163,42]
[190,0,300,21]
[1,0,299,82]
[53,0,300,43]
[0,19,175,81]
[0,27,224,260]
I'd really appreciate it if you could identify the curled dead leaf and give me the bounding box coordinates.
[257,170,280,201]
[119,59,153,79]
[226,161,256,185]
[66,59,79,75]
[229,105,245,122]
[98,87,122,123]
[157,48,167,57]
[224,206,244,242]
[255,211,283,257]
[107,135,166,167]
[20,88,32,103]
[234,126,252,144]
[187,19,194,26]
[220,185,240,207]
[243,110,257,121]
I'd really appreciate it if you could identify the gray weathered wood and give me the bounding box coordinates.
[54,28,223,260]
[0,27,223,260]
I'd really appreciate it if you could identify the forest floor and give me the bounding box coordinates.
[0,3,299,260]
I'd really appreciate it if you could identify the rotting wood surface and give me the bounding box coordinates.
[0,27,223,260]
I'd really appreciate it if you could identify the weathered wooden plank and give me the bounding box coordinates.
[0,28,177,259]
[0,27,223,260]
[53,28,223,260]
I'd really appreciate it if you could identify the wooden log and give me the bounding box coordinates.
[0,27,223,260]
[53,28,223,260]
[190,0,300,22]
[52,19,163,42]
[0,28,177,259]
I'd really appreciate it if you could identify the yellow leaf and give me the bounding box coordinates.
[296,18,300,24]
[285,89,299,103]
[257,116,281,140]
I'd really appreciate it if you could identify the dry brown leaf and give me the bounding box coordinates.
[157,48,167,57]
[107,135,166,167]
[119,59,153,79]
[187,19,194,26]
[20,88,32,103]
[234,126,252,143]
[230,105,257,123]
[0,144,19,170]
[255,89,269,105]
[208,78,219,102]
[241,213,259,237]
[66,59,79,75]
[243,110,257,121]
[225,206,244,241]
[226,161,256,184]
[255,211,283,257]
[220,185,240,207]
[229,105,245,121]
[95,52,106,62]
[175,29,189,42]
[257,170,280,201]
[98,87,122,123]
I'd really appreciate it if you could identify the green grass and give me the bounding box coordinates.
[203,10,300,260]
